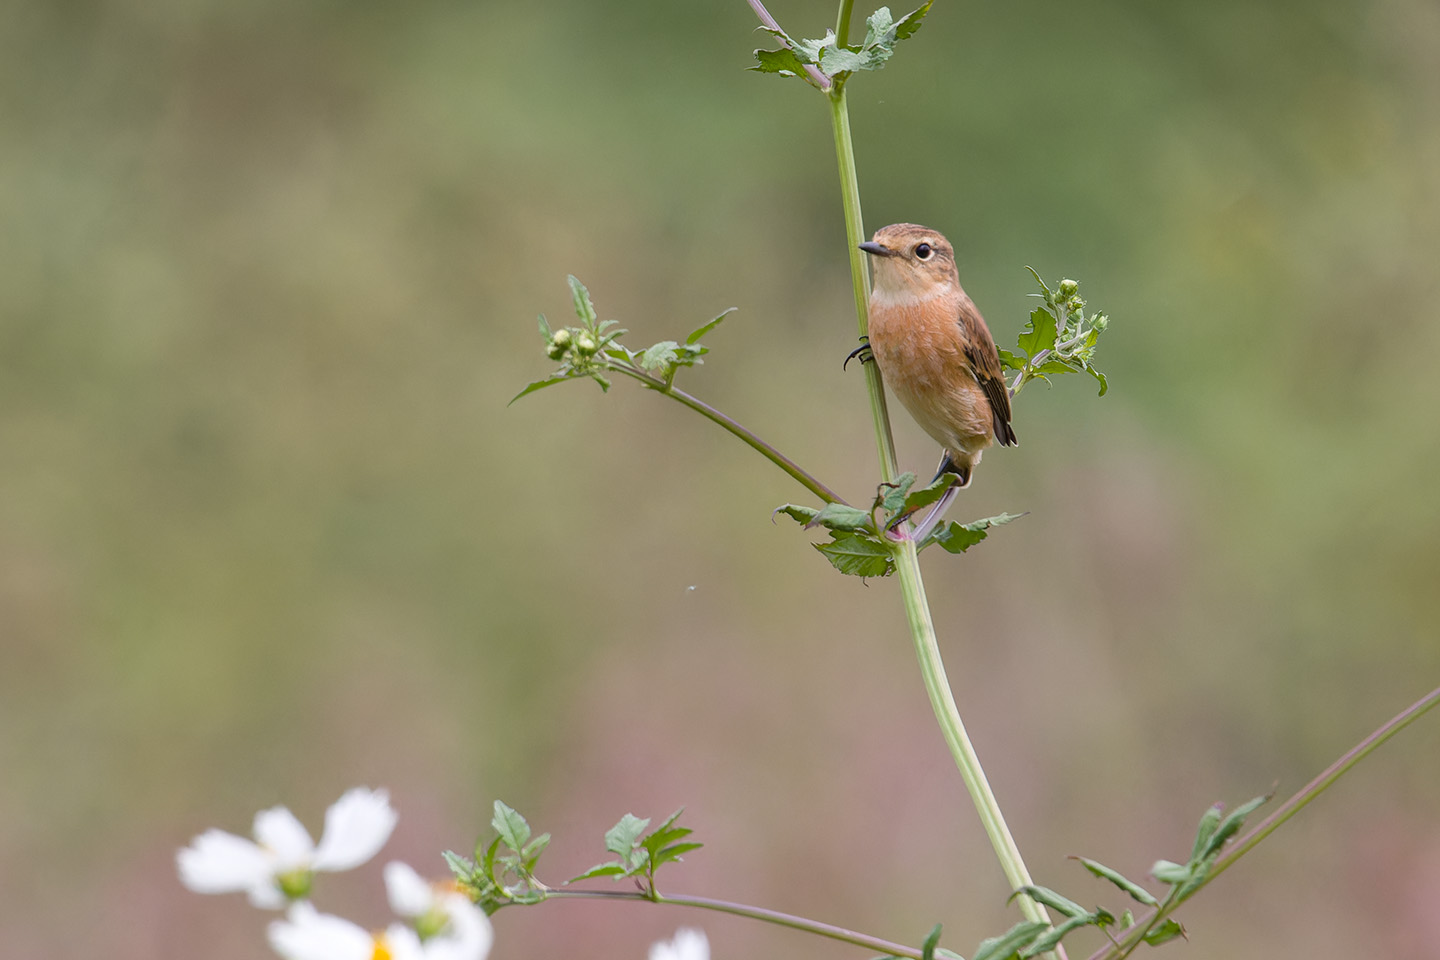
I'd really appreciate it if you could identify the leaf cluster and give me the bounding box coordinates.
[999,271,1111,398]
[775,471,1021,578]
[511,276,735,405]
[443,801,552,914]
[569,809,702,897]
[752,3,932,91]
[965,794,1270,959]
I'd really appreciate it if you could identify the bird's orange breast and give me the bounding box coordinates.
[868,290,995,455]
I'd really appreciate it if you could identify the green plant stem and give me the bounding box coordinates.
[547,888,926,959]
[1084,684,1440,960]
[834,0,857,45]
[609,363,847,505]
[824,13,1058,952]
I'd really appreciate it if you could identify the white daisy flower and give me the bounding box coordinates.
[178,787,398,908]
[650,927,709,960]
[384,861,495,960]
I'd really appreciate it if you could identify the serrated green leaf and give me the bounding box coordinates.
[605,814,651,858]
[921,923,942,960]
[901,472,958,515]
[819,45,872,75]
[686,308,736,345]
[1035,358,1074,376]
[491,801,531,852]
[894,1,934,41]
[972,920,1049,960]
[1199,793,1270,861]
[1012,885,1088,919]
[443,850,476,880]
[1075,857,1159,907]
[1142,919,1186,946]
[638,340,680,374]
[654,842,703,865]
[568,275,597,325]
[752,48,810,76]
[879,472,918,514]
[997,348,1025,371]
[928,512,1024,554]
[1020,915,1094,958]
[808,502,872,532]
[569,862,626,883]
[815,532,894,578]
[1190,803,1224,862]
[1151,859,1192,885]
[791,32,834,64]
[863,7,897,47]
[1017,307,1058,358]
[774,503,821,525]
[508,375,572,406]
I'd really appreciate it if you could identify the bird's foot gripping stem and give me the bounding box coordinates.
[844,336,873,370]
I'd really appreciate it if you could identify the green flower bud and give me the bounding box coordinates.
[1058,278,1079,298]
[1092,313,1109,332]
[550,328,572,348]
[546,342,567,361]
[574,332,598,356]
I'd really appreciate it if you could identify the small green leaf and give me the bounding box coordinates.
[569,862,626,883]
[1120,910,1135,928]
[893,1,934,41]
[901,472,958,515]
[568,275,597,325]
[443,850,476,880]
[1011,885,1088,919]
[653,842,703,866]
[1017,307,1058,358]
[1199,793,1270,860]
[1142,919,1186,946]
[537,314,552,338]
[590,371,611,392]
[921,923,943,960]
[879,473,918,513]
[508,375,571,406]
[928,512,1024,554]
[774,503,820,525]
[1190,803,1224,862]
[492,801,531,852]
[997,348,1025,371]
[752,48,810,76]
[1087,365,1108,397]
[1074,857,1159,907]
[819,45,871,75]
[1035,358,1074,376]
[638,340,680,374]
[1020,916,1093,958]
[863,7,897,47]
[605,814,650,858]
[935,951,964,960]
[686,307,736,345]
[808,502,873,532]
[1151,859,1192,885]
[522,833,551,861]
[815,532,894,578]
[972,921,1049,960]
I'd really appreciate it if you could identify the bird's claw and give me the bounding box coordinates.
[844,337,873,371]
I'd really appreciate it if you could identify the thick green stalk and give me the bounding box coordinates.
[826,55,1057,946]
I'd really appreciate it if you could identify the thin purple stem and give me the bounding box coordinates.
[745,0,833,90]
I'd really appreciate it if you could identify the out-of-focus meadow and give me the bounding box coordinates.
[3,0,1439,956]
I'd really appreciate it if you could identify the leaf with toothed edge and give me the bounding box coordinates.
[815,532,893,578]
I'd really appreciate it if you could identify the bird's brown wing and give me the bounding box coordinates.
[958,296,1018,447]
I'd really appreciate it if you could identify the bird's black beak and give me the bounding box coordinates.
[857,241,895,258]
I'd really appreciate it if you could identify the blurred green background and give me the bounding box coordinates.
[3,0,1439,956]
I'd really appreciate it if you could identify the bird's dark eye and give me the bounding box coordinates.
[915,243,933,260]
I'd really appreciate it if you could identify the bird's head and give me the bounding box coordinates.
[858,223,958,301]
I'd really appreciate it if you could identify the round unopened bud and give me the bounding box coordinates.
[546,342,567,361]
[574,332,598,356]
[1092,314,1109,331]
[550,328,572,348]
[1058,279,1079,298]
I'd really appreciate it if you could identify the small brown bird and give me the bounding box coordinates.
[858,223,1016,493]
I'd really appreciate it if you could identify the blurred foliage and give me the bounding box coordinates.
[1,1,1438,958]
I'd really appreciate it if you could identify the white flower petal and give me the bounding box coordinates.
[312,787,397,872]
[246,879,288,910]
[650,928,709,960]
[268,902,376,960]
[177,829,274,894]
[425,893,494,960]
[385,861,435,918]
[254,806,317,868]
[385,924,426,960]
